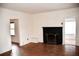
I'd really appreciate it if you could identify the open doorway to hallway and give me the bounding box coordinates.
[10,19,20,55]
[64,17,76,45]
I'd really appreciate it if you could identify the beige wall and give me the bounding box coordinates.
[30,7,79,45]
[0,8,11,54]
[76,16,79,46]
[0,7,31,54]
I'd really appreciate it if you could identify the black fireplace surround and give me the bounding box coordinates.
[43,27,62,44]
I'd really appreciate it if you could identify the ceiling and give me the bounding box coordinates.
[0,3,79,13]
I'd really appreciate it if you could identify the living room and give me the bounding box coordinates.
[0,3,79,56]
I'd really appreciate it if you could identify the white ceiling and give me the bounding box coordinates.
[0,3,79,13]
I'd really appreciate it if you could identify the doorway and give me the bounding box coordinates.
[64,18,76,45]
[10,19,20,44]
[10,19,20,55]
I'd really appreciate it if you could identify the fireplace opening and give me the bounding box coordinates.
[43,27,62,44]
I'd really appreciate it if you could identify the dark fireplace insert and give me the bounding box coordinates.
[43,27,62,44]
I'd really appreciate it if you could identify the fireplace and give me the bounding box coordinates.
[43,27,62,44]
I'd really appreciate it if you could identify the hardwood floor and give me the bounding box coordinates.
[1,43,79,56]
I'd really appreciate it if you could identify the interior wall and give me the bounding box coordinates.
[0,7,31,54]
[0,8,11,54]
[30,7,79,45]
[76,16,79,46]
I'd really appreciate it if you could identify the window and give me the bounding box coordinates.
[65,18,76,35]
[10,22,15,35]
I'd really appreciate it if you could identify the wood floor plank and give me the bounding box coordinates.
[1,43,79,56]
